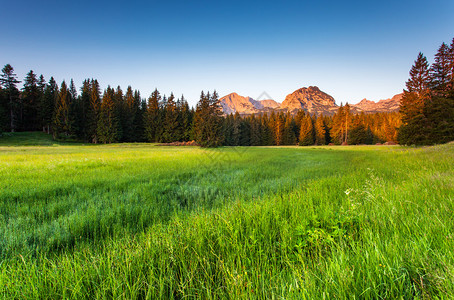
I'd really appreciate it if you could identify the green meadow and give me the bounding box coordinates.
[0,133,453,299]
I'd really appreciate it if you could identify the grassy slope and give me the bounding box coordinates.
[0,133,453,299]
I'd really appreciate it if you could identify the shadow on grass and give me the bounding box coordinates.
[0,132,85,147]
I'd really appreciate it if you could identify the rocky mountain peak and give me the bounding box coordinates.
[280,86,338,114]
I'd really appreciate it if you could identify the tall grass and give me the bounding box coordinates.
[0,135,453,298]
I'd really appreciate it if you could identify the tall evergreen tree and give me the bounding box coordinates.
[162,93,178,142]
[449,38,454,93]
[87,80,101,143]
[273,112,284,145]
[21,70,41,131]
[398,53,432,145]
[178,95,192,141]
[133,90,145,142]
[53,81,73,138]
[0,64,21,132]
[298,115,314,146]
[314,115,326,145]
[331,105,345,144]
[260,113,274,145]
[193,90,224,147]
[123,86,136,141]
[68,79,81,137]
[97,87,119,143]
[40,77,57,134]
[282,112,296,145]
[144,89,161,142]
[78,79,91,140]
[430,43,451,95]
[249,115,262,146]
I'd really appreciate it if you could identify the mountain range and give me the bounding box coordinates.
[219,86,402,115]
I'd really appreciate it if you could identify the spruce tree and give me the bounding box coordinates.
[250,114,262,146]
[298,115,314,146]
[330,105,345,144]
[40,77,58,134]
[193,90,224,147]
[424,39,454,143]
[88,80,101,143]
[178,95,192,141]
[79,79,91,140]
[398,53,431,145]
[68,79,82,138]
[314,115,326,145]
[231,112,241,146]
[0,64,21,132]
[144,89,161,142]
[97,87,119,143]
[430,43,451,95]
[273,112,284,146]
[406,52,431,96]
[53,81,72,138]
[282,113,296,145]
[123,86,136,141]
[21,70,41,131]
[133,90,145,142]
[163,93,178,142]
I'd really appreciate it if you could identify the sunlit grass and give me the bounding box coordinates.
[0,134,453,298]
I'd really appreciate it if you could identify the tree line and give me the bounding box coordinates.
[398,37,454,145]
[0,64,401,146]
[2,35,453,148]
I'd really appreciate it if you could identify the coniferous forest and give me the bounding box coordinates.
[1,38,453,146]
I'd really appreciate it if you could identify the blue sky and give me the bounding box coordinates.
[1,0,453,106]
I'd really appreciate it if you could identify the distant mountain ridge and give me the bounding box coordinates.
[219,93,280,115]
[351,94,402,113]
[219,86,402,115]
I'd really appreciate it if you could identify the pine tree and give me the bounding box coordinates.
[88,80,101,143]
[260,113,274,145]
[162,93,178,142]
[178,95,192,141]
[40,77,57,134]
[349,117,372,145]
[123,86,135,141]
[250,115,262,146]
[449,38,454,93]
[97,87,119,143]
[0,64,21,132]
[193,90,224,147]
[314,115,326,145]
[331,105,348,144]
[68,79,82,138]
[53,81,73,138]
[398,53,431,145]
[144,89,161,142]
[430,43,451,95]
[298,115,314,146]
[423,39,454,144]
[282,112,297,145]
[406,52,431,96]
[79,79,91,140]
[21,70,41,131]
[273,112,285,145]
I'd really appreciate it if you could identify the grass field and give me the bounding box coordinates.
[1,133,453,299]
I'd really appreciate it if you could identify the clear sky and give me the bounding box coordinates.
[1,0,453,106]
